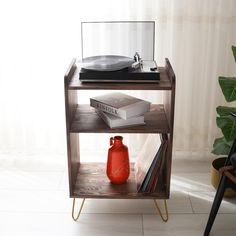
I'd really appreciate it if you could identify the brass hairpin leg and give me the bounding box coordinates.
[153,199,168,222]
[72,198,85,221]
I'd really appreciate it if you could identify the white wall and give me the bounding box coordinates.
[0,0,236,161]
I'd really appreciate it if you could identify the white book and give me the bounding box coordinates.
[90,92,151,120]
[96,109,145,129]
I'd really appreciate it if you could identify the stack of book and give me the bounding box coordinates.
[90,92,151,129]
[135,133,168,193]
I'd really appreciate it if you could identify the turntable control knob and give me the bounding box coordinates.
[150,67,157,71]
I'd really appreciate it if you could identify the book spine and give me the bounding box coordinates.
[90,99,125,119]
[96,110,112,128]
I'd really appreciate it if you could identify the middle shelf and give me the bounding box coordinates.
[70,104,170,133]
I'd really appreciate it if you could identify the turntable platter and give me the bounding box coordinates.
[79,55,135,71]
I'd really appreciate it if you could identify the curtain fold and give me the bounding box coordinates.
[0,0,236,160]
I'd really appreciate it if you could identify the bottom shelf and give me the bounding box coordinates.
[72,162,168,199]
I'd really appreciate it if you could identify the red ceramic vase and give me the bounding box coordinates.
[106,136,130,184]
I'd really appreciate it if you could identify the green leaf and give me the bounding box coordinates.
[212,137,232,155]
[216,115,236,142]
[232,45,236,63]
[219,76,236,102]
[216,106,236,116]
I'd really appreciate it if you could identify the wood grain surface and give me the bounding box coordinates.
[64,58,175,200]
[70,104,170,133]
[68,66,172,90]
[72,163,168,199]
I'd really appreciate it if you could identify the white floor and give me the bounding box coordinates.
[1,157,236,236]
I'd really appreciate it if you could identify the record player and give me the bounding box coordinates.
[78,52,160,83]
[79,21,159,83]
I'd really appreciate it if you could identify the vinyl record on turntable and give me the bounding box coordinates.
[79,55,135,71]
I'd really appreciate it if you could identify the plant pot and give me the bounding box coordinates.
[211,157,236,198]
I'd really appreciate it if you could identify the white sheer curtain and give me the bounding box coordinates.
[0,0,236,162]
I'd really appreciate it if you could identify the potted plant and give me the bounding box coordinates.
[211,45,236,197]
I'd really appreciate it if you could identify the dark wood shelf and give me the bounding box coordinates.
[72,163,167,199]
[68,66,172,90]
[70,104,170,133]
[64,58,176,200]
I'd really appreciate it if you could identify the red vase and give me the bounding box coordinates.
[107,136,130,184]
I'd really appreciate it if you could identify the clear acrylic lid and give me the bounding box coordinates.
[81,21,155,60]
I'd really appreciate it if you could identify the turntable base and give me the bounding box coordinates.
[78,54,160,83]
[79,60,160,83]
